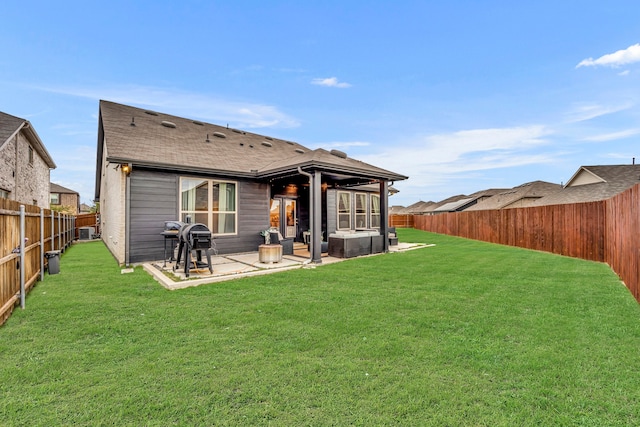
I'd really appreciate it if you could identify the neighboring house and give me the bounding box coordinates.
[0,111,56,208]
[421,194,470,215]
[531,164,640,206]
[50,183,81,214]
[80,203,93,213]
[465,181,562,211]
[397,200,436,215]
[430,189,508,214]
[94,100,407,265]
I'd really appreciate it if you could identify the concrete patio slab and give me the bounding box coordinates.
[142,241,433,290]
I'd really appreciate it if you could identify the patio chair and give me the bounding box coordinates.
[269,231,294,255]
[388,227,399,246]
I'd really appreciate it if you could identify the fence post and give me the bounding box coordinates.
[40,208,45,281]
[51,210,55,251]
[57,213,61,251]
[20,205,25,309]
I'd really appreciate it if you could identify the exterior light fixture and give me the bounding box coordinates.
[121,163,132,175]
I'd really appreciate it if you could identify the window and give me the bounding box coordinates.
[28,146,34,164]
[50,193,60,205]
[337,191,351,230]
[370,194,381,228]
[355,193,367,229]
[180,177,237,235]
[0,189,9,199]
[269,199,280,228]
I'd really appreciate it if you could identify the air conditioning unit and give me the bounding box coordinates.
[79,226,96,240]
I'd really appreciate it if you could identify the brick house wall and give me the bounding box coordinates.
[0,126,53,208]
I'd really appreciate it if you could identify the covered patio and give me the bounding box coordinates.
[261,148,408,264]
[143,241,427,290]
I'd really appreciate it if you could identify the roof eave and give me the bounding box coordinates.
[106,156,259,179]
[258,160,408,182]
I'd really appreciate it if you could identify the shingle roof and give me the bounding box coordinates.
[0,111,25,147]
[465,181,562,211]
[398,200,436,214]
[0,111,56,168]
[50,183,78,194]
[98,100,407,183]
[531,165,640,205]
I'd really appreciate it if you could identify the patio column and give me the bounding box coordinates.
[379,180,389,253]
[310,171,323,264]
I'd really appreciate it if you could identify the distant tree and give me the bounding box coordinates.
[50,205,75,214]
[90,202,100,213]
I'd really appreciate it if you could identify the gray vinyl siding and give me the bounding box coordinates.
[214,180,269,255]
[129,170,178,264]
[128,169,269,263]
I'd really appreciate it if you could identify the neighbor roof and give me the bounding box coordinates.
[50,183,78,194]
[96,100,406,196]
[531,165,640,205]
[0,111,56,168]
[398,200,436,214]
[432,197,475,213]
[465,181,562,211]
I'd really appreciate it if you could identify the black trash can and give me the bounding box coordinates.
[45,251,61,275]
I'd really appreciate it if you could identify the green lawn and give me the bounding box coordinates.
[2,229,640,426]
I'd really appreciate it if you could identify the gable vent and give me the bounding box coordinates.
[192,120,204,126]
[161,121,177,128]
[145,110,159,116]
[261,141,273,147]
[213,132,226,138]
[295,148,305,154]
[330,149,347,159]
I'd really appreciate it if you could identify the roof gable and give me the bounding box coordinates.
[0,111,56,168]
[565,167,606,187]
[50,183,78,194]
[534,164,640,205]
[0,111,25,148]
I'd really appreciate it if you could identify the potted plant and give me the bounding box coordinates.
[259,229,271,245]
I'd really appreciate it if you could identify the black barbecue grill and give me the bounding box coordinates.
[173,223,214,277]
[161,221,184,267]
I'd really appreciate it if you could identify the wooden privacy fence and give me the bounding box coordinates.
[411,183,640,302]
[75,212,100,239]
[1,199,75,326]
[389,214,414,228]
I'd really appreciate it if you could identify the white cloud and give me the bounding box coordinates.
[564,102,633,123]
[577,43,640,68]
[358,125,554,189]
[618,70,630,76]
[311,77,351,88]
[582,128,640,142]
[33,83,300,129]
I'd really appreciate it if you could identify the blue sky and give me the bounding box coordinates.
[2,1,639,206]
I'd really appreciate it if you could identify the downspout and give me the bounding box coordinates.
[125,169,131,267]
[298,167,314,264]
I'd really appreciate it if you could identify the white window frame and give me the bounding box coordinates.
[50,193,60,205]
[179,177,238,236]
[355,192,368,229]
[370,194,381,229]
[337,191,352,230]
[0,188,9,199]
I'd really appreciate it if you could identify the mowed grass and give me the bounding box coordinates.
[2,229,640,426]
